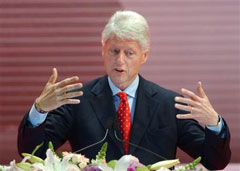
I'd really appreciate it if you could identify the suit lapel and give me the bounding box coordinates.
[89,76,124,154]
[129,76,159,154]
[88,75,160,155]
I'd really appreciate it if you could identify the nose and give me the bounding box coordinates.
[116,51,125,64]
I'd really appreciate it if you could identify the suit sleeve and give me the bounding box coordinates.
[17,104,74,158]
[177,115,231,170]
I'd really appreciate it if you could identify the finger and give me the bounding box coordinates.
[181,88,201,102]
[175,103,202,114]
[62,91,83,100]
[56,83,83,95]
[175,103,192,112]
[60,99,80,106]
[176,114,195,120]
[197,81,206,98]
[56,76,80,88]
[48,68,58,84]
[175,96,200,107]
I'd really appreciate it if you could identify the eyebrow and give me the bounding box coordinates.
[109,44,136,53]
[125,48,135,53]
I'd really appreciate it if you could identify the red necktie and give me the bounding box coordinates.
[116,92,131,154]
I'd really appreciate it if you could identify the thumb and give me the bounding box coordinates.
[48,68,58,84]
[197,81,206,98]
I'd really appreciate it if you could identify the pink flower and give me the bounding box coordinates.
[62,152,70,157]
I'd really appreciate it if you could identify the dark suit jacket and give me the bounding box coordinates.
[18,75,231,170]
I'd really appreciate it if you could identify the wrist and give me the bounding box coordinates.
[208,115,220,127]
[35,99,48,114]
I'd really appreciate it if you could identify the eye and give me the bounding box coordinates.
[110,48,120,55]
[125,50,134,57]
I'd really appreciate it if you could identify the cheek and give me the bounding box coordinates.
[104,57,113,69]
[131,60,142,72]
[127,61,137,71]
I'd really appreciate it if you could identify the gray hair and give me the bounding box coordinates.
[102,11,150,52]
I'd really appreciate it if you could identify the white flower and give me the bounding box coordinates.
[7,160,24,171]
[114,155,139,171]
[156,167,171,171]
[72,154,80,163]
[78,162,87,169]
[32,149,80,171]
[72,154,89,164]
[0,165,11,171]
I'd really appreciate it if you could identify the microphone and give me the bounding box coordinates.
[73,129,109,154]
[73,118,115,154]
[113,120,168,160]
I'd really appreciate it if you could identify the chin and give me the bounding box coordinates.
[112,79,127,90]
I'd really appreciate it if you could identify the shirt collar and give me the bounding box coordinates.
[108,75,139,98]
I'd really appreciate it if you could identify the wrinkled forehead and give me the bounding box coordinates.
[103,35,141,48]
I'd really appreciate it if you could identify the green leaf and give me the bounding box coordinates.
[107,160,118,169]
[91,142,108,165]
[150,159,180,170]
[16,162,33,170]
[31,142,44,155]
[48,141,55,153]
[96,142,108,161]
[57,151,63,158]
[136,166,150,171]
[21,153,44,164]
[192,156,201,166]
[146,164,152,169]
[177,157,201,171]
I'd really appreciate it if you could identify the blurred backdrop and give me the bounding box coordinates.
[0,0,239,167]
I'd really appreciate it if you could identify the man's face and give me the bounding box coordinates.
[102,36,148,90]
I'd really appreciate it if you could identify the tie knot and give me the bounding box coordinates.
[117,92,128,101]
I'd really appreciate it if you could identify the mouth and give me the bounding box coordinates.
[114,68,125,73]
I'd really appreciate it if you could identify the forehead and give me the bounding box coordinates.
[104,36,141,50]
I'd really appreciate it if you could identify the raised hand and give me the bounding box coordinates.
[35,68,83,112]
[174,82,219,126]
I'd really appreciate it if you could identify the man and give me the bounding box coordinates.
[18,11,231,170]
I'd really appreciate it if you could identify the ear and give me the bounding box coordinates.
[101,42,105,57]
[141,49,149,64]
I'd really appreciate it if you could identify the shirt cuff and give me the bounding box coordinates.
[28,103,48,127]
[206,115,224,135]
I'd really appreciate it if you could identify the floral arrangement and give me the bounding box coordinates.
[0,142,203,171]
